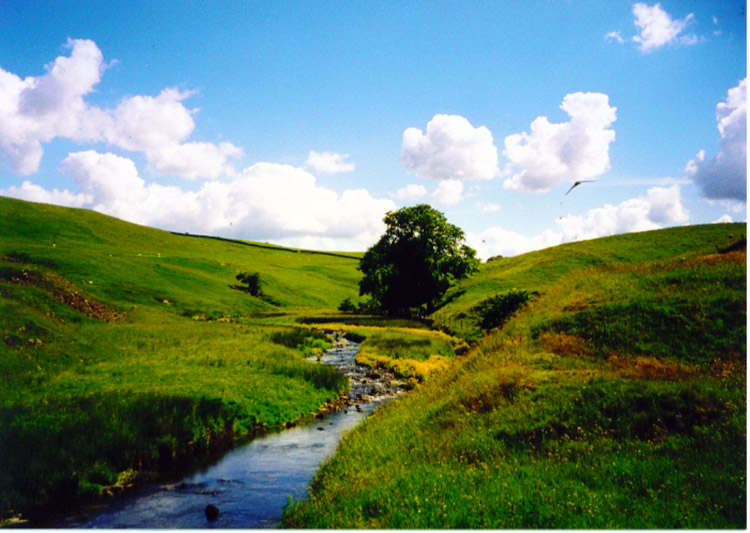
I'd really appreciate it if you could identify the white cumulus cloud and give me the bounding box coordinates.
[102,88,243,180]
[0,39,241,180]
[0,180,91,207]
[0,39,107,175]
[555,185,689,242]
[467,226,561,260]
[685,78,747,202]
[306,150,355,174]
[605,31,625,44]
[476,201,500,213]
[468,185,688,259]
[2,152,397,251]
[712,214,733,224]
[395,183,428,201]
[503,92,617,192]
[401,114,499,181]
[431,179,464,206]
[632,3,698,53]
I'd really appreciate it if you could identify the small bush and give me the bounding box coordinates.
[343,331,366,343]
[85,461,117,486]
[338,297,357,313]
[235,272,263,296]
[356,298,381,315]
[473,290,534,331]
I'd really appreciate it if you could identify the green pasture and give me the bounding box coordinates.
[0,197,359,517]
[1,197,746,528]
[433,222,746,339]
[284,224,746,529]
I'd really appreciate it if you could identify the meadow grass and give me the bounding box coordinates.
[432,222,746,339]
[283,224,746,529]
[0,196,362,314]
[2,197,746,527]
[0,197,356,517]
[296,323,465,383]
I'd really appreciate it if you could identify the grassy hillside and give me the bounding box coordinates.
[0,197,364,519]
[283,223,746,528]
[2,197,746,527]
[1,196,362,313]
[433,223,746,340]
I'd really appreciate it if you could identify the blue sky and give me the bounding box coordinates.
[0,1,746,257]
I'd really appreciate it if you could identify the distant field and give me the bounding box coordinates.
[0,196,363,314]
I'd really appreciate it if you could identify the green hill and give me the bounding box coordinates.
[434,223,747,339]
[284,222,747,528]
[1,196,362,314]
[0,196,363,519]
[1,197,746,528]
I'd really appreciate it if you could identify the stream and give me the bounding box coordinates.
[54,334,406,529]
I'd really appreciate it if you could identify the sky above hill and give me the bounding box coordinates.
[0,1,746,258]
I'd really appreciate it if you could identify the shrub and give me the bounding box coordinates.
[343,331,366,343]
[473,290,534,331]
[356,298,381,315]
[235,272,262,296]
[338,297,357,313]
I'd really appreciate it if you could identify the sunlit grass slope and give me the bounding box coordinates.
[433,223,746,340]
[0,197,361,518]
[283,223,746,529]
[1,196,362,313]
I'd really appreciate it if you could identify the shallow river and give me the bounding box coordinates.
[56,335,405,529]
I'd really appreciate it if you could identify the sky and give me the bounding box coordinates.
[0,0,746,259]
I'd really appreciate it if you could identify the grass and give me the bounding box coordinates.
[353,327,463,383]
[283,223,746,529]
[2,197,746,527]
[432,223,746,339]
[0,197,358,518]
[0,197,362,315]
[293,322,465,384]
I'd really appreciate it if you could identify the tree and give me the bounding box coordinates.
[359,204,479,316]
[235,271,262,296]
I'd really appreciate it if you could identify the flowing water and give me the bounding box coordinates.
[55,335,406,529]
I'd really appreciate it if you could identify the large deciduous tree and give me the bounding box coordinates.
[359,204,478,316]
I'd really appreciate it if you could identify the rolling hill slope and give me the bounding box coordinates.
[284,221,747,528]
[1,197,746,527]
[0,197,363,519]
[1,196,362,315]
[433,222,747,340]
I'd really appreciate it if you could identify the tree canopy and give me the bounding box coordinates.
[359,204,478,316]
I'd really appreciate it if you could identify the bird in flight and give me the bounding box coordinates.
[565,180,596,195]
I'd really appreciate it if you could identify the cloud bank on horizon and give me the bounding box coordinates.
[0,2,746,259]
